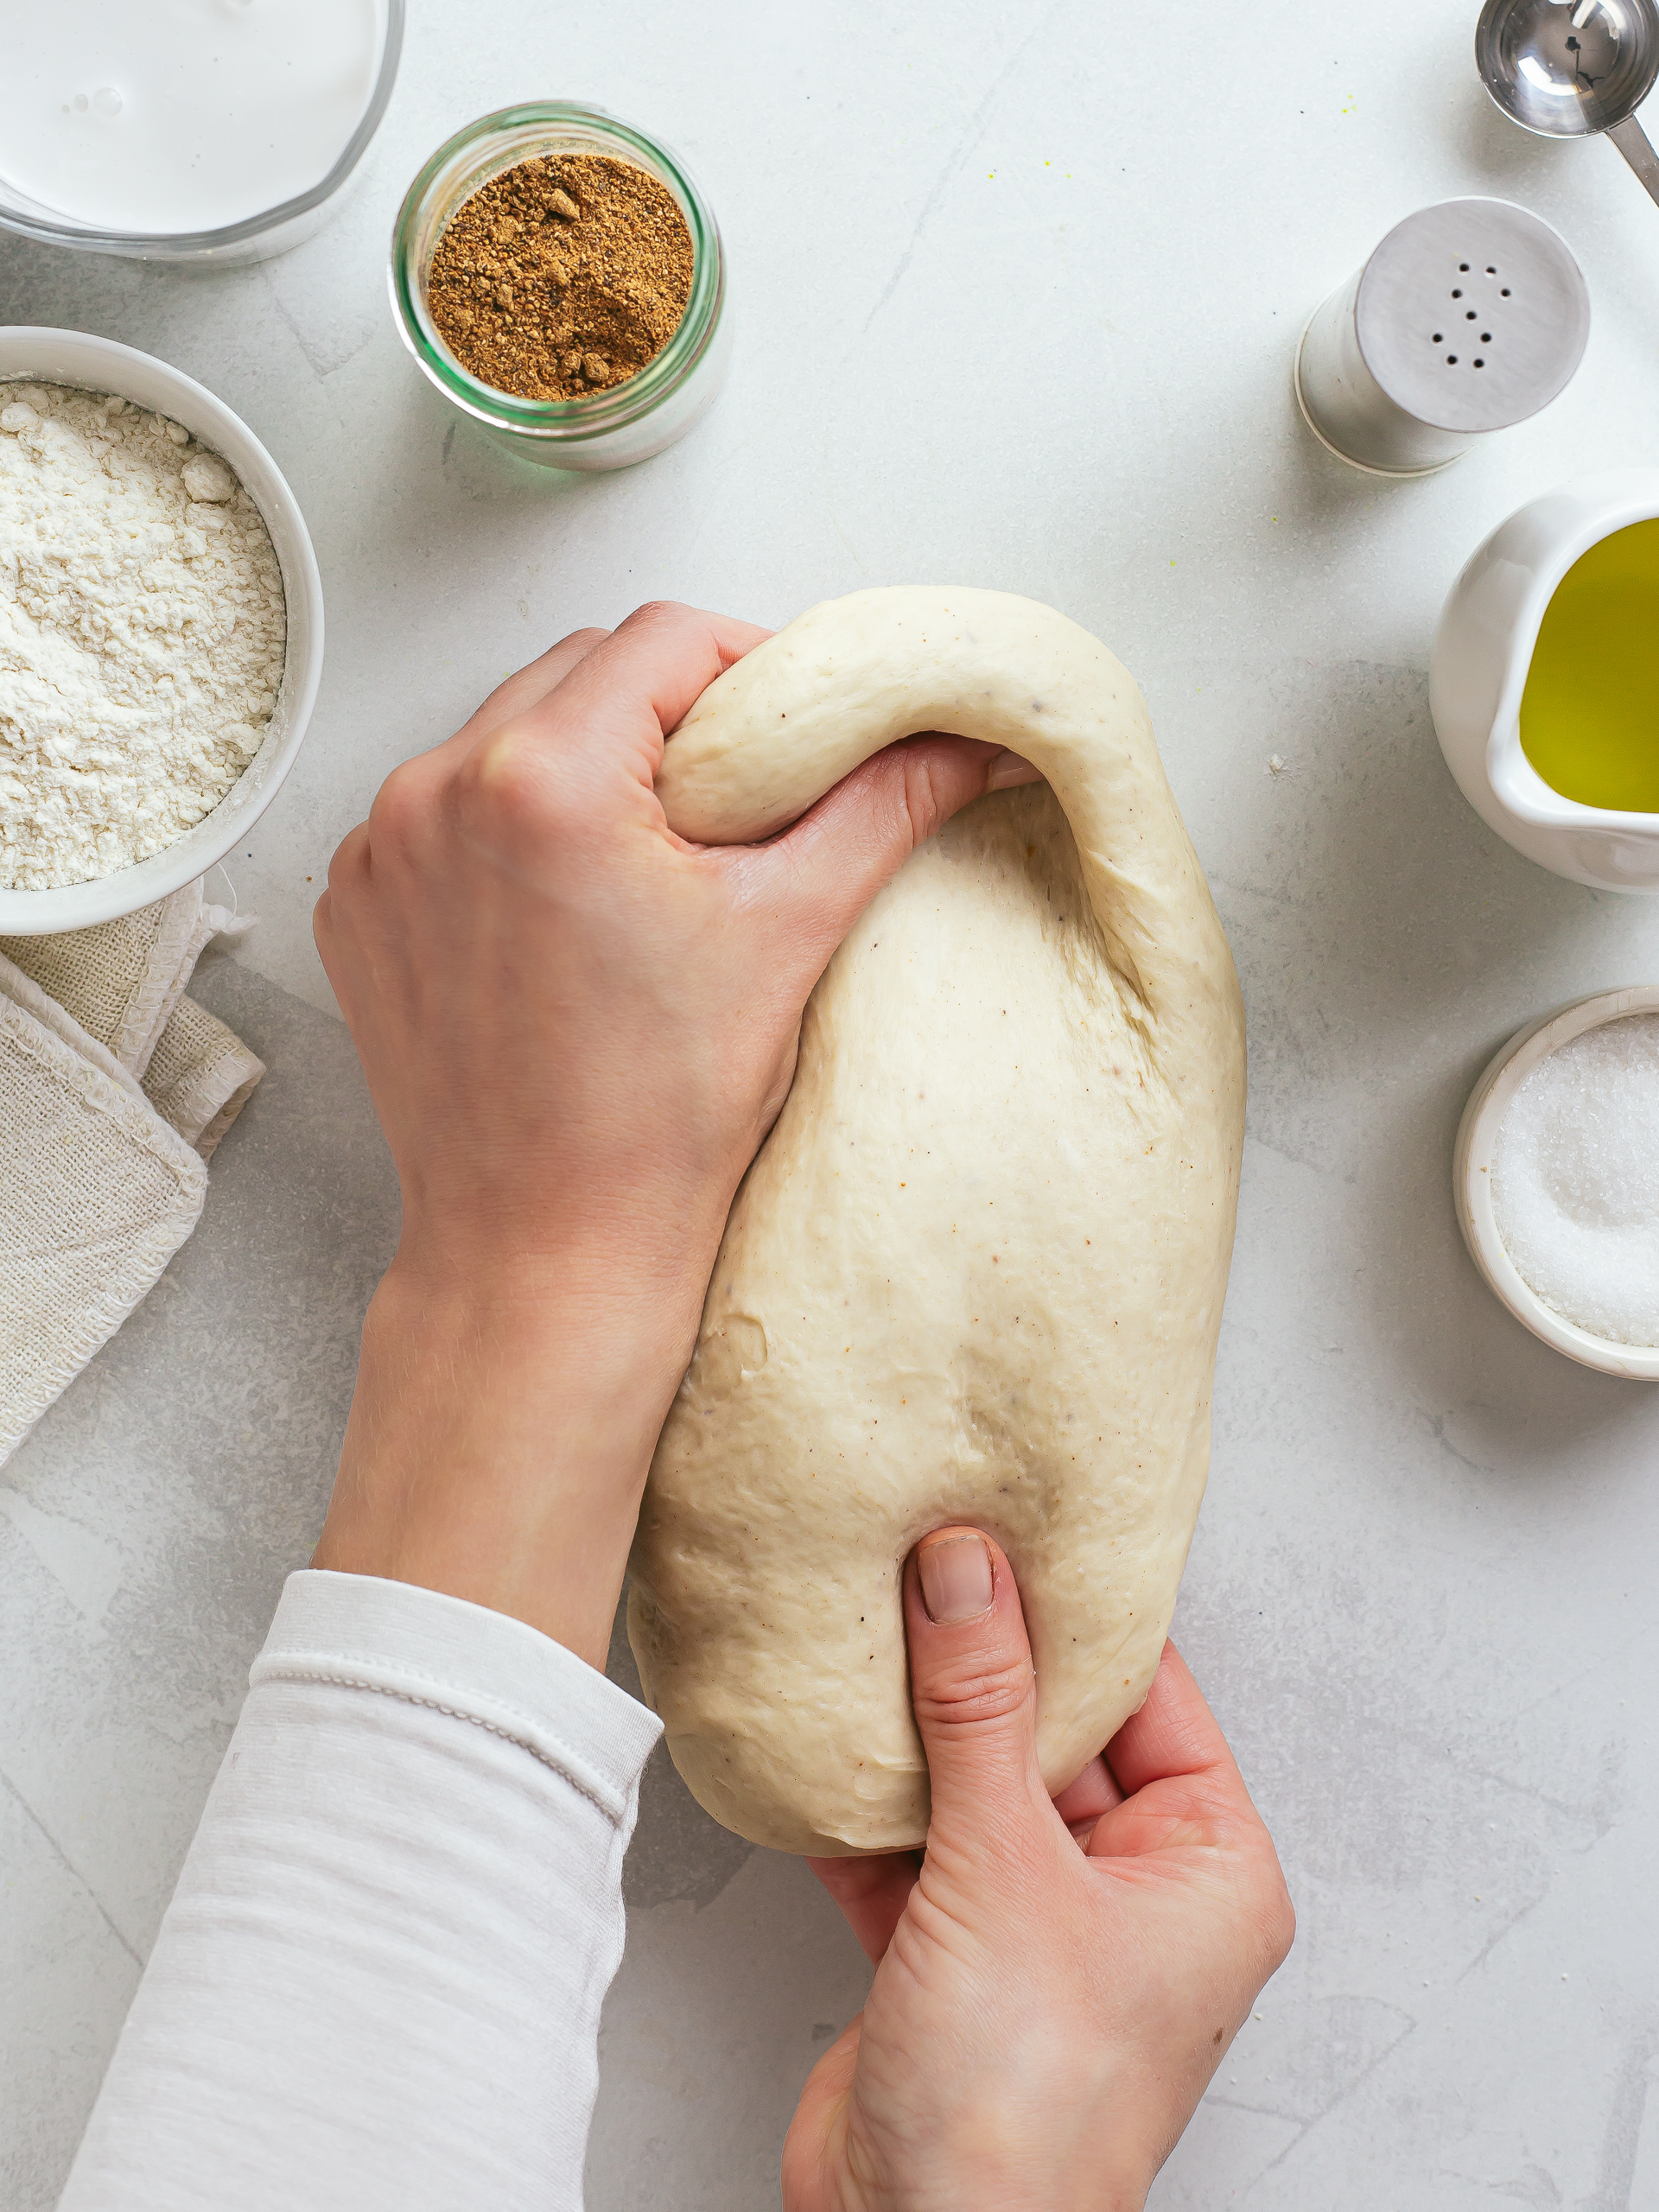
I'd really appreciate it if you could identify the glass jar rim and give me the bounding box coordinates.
[0,0,404,254]
[388,101,725,442]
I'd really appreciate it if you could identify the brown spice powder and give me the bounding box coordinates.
[427,154,694,403]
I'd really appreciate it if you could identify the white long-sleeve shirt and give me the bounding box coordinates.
[58,1569,663,2212]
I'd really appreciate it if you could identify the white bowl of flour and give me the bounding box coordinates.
[1455,985,1659,1381]
[0,326,322,932]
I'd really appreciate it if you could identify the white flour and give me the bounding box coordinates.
[0,383,287,890]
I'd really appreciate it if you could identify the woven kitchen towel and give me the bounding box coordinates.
[140,994,264,1159]
[1,878,265,1160]
[0,881,266,1465]
[0,952,206,1466]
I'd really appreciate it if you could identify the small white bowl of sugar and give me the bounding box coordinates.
[1456,986,1659,1379]
[0,326,323,933]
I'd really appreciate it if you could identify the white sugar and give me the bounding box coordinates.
[1491,1013,1659,1347]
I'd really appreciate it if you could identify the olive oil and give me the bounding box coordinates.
[1519,519,1659,813]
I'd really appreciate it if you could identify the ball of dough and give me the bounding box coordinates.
[628,588,1245,1855]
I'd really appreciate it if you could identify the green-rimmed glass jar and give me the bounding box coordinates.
[390,102,729,472]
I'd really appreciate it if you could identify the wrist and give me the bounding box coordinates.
[313,1243,708,1669]
[388,1197,725,1328]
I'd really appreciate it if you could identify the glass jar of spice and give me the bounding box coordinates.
[390,102,729,472]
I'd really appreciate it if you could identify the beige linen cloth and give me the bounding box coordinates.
[0,879,265,1465]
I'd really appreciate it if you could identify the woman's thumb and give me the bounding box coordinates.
[741,737,1039,981]
[906,1529,1045,1848]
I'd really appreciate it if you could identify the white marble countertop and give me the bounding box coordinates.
[7,3,1659,2205]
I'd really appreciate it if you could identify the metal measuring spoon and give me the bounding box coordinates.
[1478,0,1659,204]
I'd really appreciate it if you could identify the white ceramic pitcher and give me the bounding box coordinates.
[1430,469,1659,892]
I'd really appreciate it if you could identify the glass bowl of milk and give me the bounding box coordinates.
[0,0,403,265]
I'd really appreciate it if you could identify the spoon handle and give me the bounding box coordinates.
[1608,115,1659,209]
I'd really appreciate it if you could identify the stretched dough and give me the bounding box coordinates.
[629,588,1244,1855]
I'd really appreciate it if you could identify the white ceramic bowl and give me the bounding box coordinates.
[0,327,323,933]
[1454,985,1659,1379]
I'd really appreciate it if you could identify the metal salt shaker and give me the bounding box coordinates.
[1294,197,1590,476]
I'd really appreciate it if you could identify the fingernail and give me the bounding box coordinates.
[985,748,1040,791]
[918,1534,995,1624]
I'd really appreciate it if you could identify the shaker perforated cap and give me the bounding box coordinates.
[1356,198,1588,434]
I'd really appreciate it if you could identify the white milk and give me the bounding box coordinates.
[0,0,387,236]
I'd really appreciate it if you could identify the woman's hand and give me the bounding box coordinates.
[786,1532,1294,2212]
[311,605,1036,1665]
